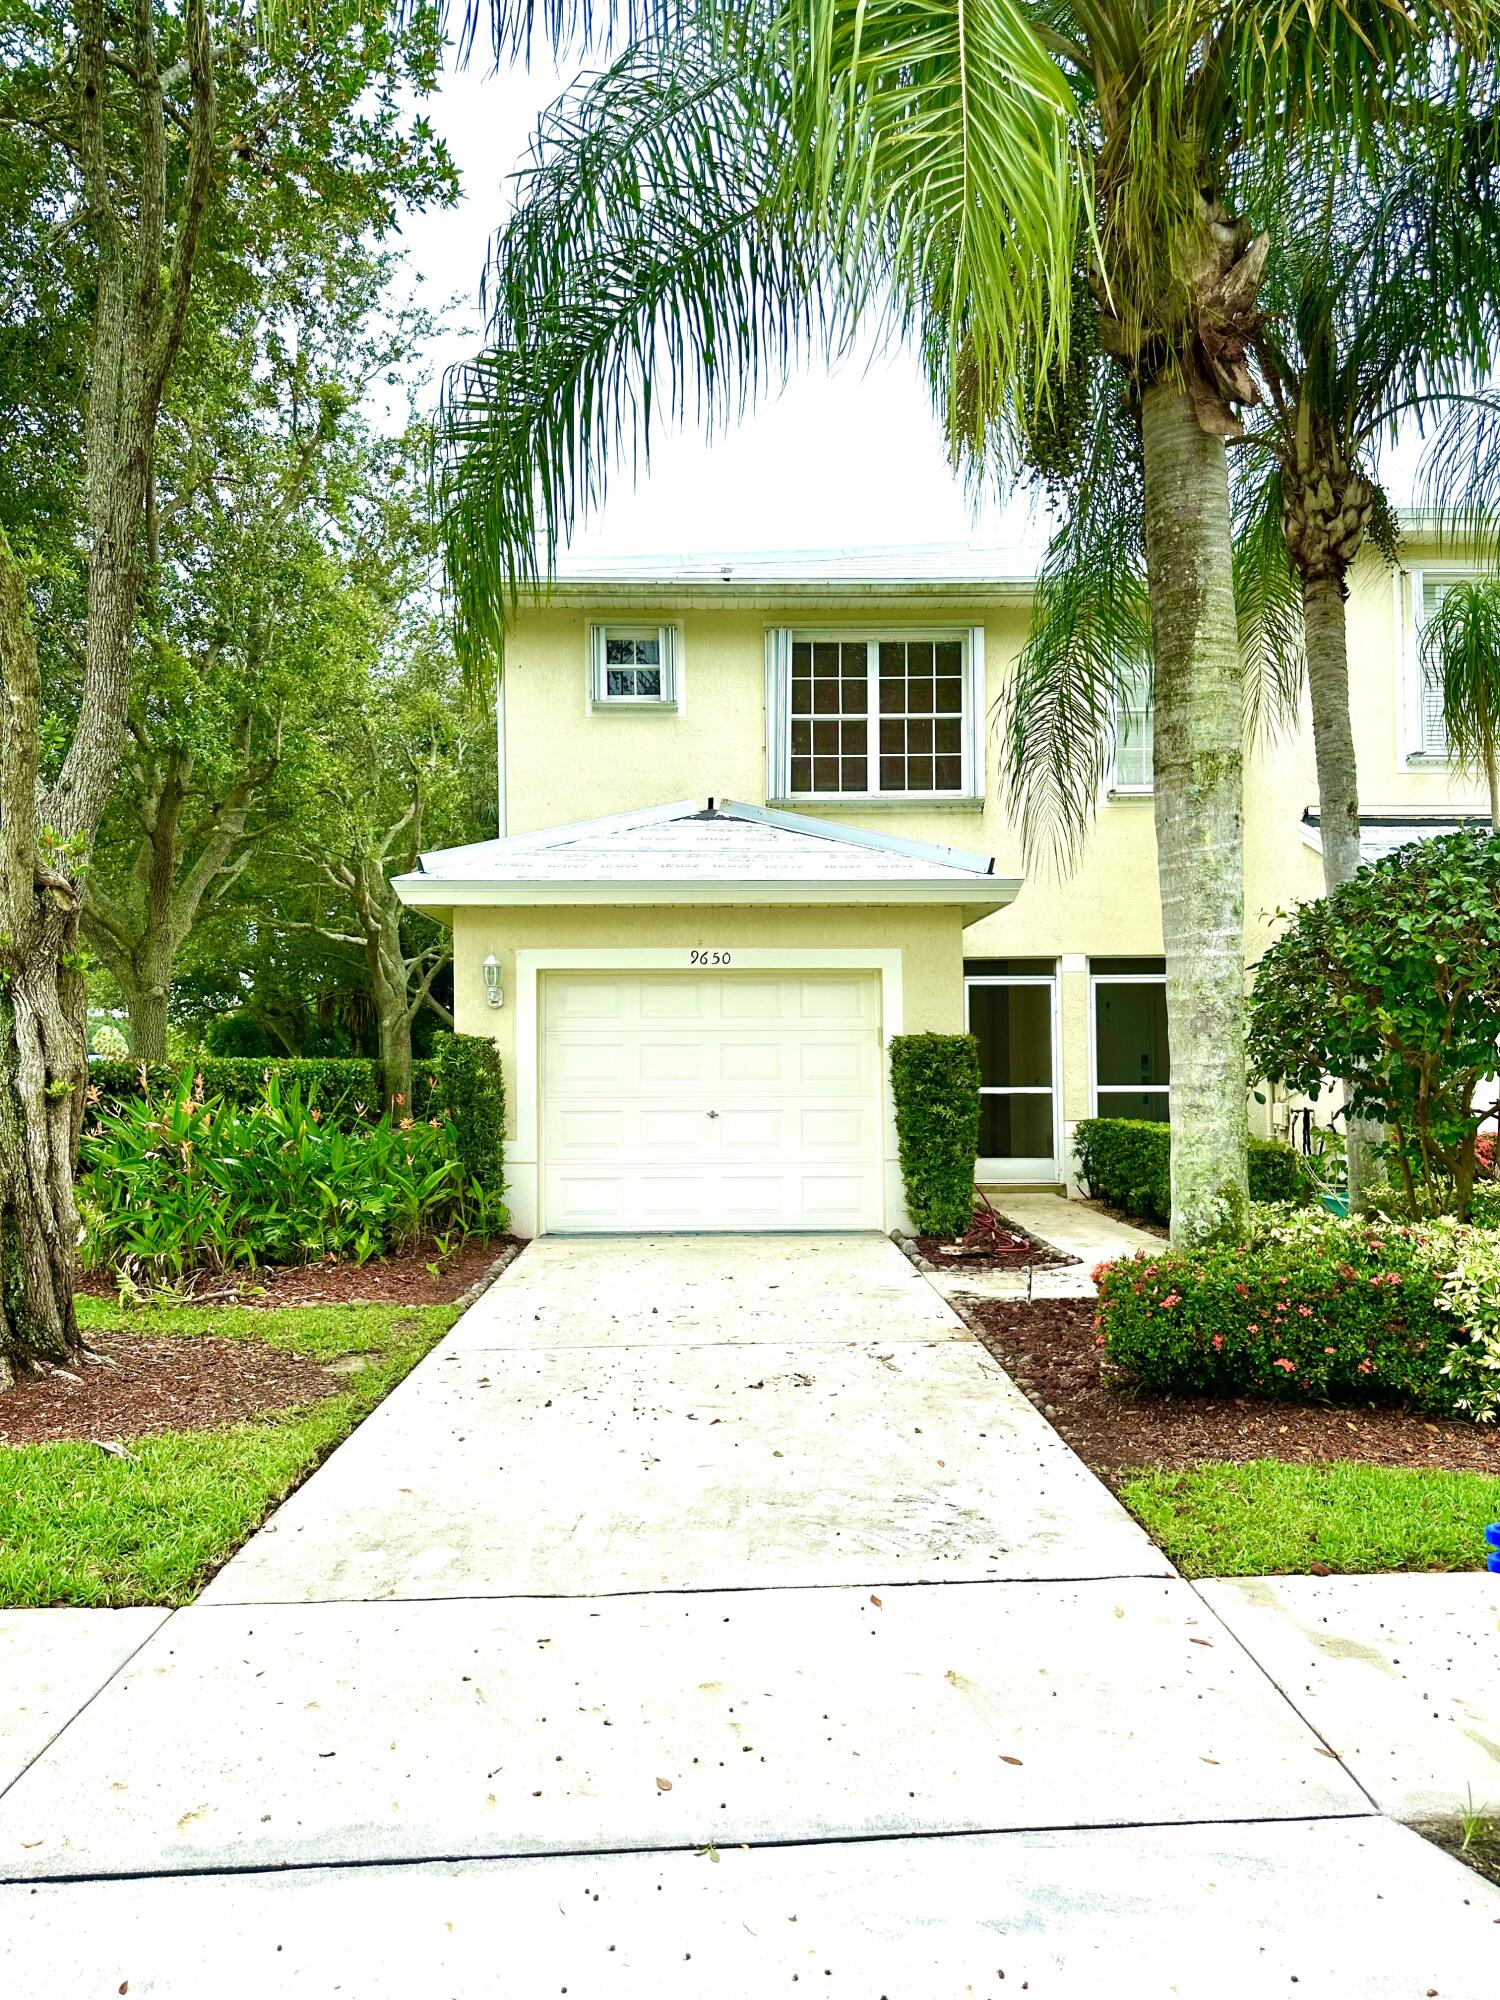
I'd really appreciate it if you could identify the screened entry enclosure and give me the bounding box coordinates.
[966,968,1059,1181]
[1092,964,1169,1121]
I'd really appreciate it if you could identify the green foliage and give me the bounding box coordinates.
[78,1073,474,1278]
[889,1034,981,1238]
[1095,1206,1500,1420]
[1247,830,1500,1217]
[0,1302,455,1606]
[88,1056,438,1124]
[1075,1117,1309,1225]
[428,1031,507,1209]
[1420,575,1500,809]
[1118,1460,1500,1579]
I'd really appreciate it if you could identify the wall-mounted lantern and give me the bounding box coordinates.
[482,953,504,1009]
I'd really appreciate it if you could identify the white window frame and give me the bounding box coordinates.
[1405,568,1472,764]
[966,971,1060,1181]
[765,625,985,804]
[1089,967,1169,1119]
[1110,659,1154,795]
[588,623,680,711]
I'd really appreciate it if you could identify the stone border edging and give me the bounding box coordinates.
[450,1237,527,1314]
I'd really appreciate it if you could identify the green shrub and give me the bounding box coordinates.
[1074,1117,1310,1224]
[429,1031,507,1211]
[87,1056,438,1126]
[1094,1206,1500,1419]
[79,1072,475,1278]
[889,1033,981,1237]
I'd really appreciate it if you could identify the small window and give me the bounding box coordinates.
[589,624,678,708]
[1112,659,1153,792]
[1412,573,1458,760]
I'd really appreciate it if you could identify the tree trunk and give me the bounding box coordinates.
[1302,572,1363,890]
[1139,382,1249,1245]
[1301,567,1381,1208]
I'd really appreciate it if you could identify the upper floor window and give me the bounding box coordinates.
[1111,659,1153,793]
[765,627,984,801]
[588,624,679,709]
[1411,571,1463,760]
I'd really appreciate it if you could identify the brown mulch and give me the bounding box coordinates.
[913,1213,1073,1273]
[0,1334,341,1446]
[970,1294,1500,1479]
[76,1235,523,1309]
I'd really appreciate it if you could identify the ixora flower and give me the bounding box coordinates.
[1273,1358,1296,1372]
[1090,1260,1116,1285]
[1211,1334,1224,1351]
[1159,1291,1182,1309]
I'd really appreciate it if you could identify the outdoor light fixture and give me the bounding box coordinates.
[482,953,504,1009]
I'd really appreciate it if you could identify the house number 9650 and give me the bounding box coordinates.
[690,950,731,966]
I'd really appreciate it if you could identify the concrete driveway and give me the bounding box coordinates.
[3,1233,1497,1994]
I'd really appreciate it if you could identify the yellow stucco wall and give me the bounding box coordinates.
[439,543,1486,1208]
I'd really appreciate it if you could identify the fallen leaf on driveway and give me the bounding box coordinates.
[870,1595,882,1609]
[1189,1638,1213,1647]
[656,1777,673,1792]
[1200,1758,1220,1766]
[999,1755,1023,1767]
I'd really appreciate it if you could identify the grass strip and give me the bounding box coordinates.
[1117,1458,1500,1578]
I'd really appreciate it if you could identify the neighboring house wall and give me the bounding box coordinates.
[493,540,1489,1186]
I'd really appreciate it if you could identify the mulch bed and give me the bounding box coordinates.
[1074,1196,1170,1241]
[0,1335,342,1446]
[77,1235,524,1309]
[970,1295,1500,1479]
[913,1213,1074,1273]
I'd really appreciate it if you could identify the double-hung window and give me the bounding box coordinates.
[765,628,985,802]
[1410,571,1462,760]
[1111,659,1154,792]
[588,624,679,709]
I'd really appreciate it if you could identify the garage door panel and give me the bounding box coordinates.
[542,972,883,1232]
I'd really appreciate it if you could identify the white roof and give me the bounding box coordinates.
[395,798,1016,921]
[548,540,1042,585]
[1301,810,1491,864]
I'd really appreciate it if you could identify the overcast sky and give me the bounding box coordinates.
[399,50,1422,567]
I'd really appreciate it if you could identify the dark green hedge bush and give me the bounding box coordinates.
[1074,1117,1310,1224]
[1095,1234,1458,1412]
[428,1031,506,1209]
[88,1056,438,1125]
[890,1032,981,1237]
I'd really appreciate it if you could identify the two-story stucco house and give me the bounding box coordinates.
[395,535,1491,1239]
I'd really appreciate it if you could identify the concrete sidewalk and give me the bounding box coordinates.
[2,1232,1497,1995]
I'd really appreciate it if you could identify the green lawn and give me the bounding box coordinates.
[0,1301,456,1608]
[1118,1459,1500,1578]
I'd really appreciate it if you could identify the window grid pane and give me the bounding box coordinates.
[790,640,869,793]
[599,630,668,702]
[873,638,965,794]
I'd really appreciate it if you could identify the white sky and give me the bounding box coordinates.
[397,52,1048,564]
[397,50,1423,566]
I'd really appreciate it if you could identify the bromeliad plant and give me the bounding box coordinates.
[78,1072,486,1280]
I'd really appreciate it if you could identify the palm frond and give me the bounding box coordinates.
[786,0,1083,464]
[1414,390,1500,564]
[435,29,854,659]
[1231,455,1305,743]
[998,369,1151,867]
[1421,573,1500,780]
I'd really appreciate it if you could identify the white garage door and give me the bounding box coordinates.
[541,971,883,1231]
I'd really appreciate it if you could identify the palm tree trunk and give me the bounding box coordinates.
[1139,383,1249,1245]
[1302,573,1362,888]
[1302,568,1380,1208]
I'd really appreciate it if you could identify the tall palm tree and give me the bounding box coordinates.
[440,0,1473,1245]
[1423,574,1500,824]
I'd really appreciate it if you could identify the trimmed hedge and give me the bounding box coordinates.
[428,1031,507,1211]
[87,1056,438,1125]
[1095,1228,1460,1413]
[1074,1117,1310,1224]
[890,1033,981,1237]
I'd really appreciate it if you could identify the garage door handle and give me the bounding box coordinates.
[706,1110,719,1119]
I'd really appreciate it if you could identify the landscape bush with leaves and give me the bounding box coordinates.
[1095,1204,1500,1420]
[1075,1118,1311,1224]
[890,1033,982,1237]
[88,1057,440,1125]
[79,1073,487,1279]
